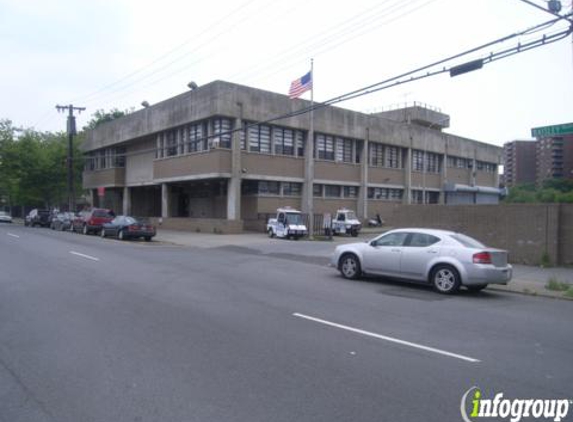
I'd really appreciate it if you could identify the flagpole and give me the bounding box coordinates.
[308,58,315,239]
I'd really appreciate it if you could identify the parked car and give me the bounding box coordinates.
[50,212,74,231]
[101,216,156,241]
[72,208,115,235]
[331,228,512,294]
[24,209,51,227]
[0,211,12,223]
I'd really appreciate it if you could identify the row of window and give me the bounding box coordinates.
[367,187,404,201]
[412,150,441,173]
[446,157,497,173]
[241,181,360,198]
[313,184,358,198]
[84,147,126,171]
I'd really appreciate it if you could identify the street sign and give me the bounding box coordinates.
[531,122,573,138]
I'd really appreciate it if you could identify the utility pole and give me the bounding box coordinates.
[56,104,85,212]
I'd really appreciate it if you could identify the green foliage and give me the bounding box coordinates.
[84,108,131,130]
[545,277,570,291]
[504,179,573,204]
[564,286,573,298]
[540,251,552,268]
[0,119,83,210]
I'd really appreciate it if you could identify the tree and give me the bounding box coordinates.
[84,108,131,130]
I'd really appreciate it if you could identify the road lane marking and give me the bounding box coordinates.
[7,233,20,238]
[293,313,480,363]
[69,251,100,262]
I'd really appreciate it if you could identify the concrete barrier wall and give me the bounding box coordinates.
[380,204,571,266]
[150,217,243,234]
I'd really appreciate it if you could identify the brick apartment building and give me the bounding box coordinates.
[82,80,503,229]
[503,140,537,187]
[503,123,573,187]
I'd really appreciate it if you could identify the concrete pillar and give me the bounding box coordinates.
[123,186,131,215]
[404,147,412,204]
[302,129,315,235]
[227,112,242,220]
[161,183,170,218]
[358,133,369,220]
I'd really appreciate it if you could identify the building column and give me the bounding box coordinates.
[439,154,447,205]
[302,126,315,236]
[161,183,170,218]
[227,112,242,220]
[358,133,369,220]
[123,186,131,215]
[404,147,412,204]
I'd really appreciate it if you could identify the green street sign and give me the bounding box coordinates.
[531,122,573,138]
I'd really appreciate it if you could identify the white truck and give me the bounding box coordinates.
[267,207,308,239]
[325,208,362,237]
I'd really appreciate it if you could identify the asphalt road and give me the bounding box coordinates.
[1,224,572,422]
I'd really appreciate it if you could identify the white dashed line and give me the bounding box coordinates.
[7,233,20,238]
[293,313,480,363]
[69,251,100,261]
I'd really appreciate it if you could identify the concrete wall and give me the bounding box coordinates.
[380,204,572,266]
[83,168,125,189]
[126,136,155,186]
[242,153,304,179]
[315,161,361,183]
[153,150,232,181]
[150,217,243,234]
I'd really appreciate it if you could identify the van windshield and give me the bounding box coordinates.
[286,213,303,225]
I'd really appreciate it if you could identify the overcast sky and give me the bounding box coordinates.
[0,0,571,146]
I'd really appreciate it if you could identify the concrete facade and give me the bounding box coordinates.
[82,80,503,229]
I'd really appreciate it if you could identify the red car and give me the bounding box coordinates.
[72,208,115,235]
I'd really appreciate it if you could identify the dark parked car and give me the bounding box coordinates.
[72,208,115,235]
[50,212,74,231]
[101,216,156,241]
[24,209,51,227]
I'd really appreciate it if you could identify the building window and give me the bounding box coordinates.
[313,184,323,197]
[343,186,358,198]
[212,118,232,149]
[258,180,280,195]
[316,134,335,160]
[114,147,126,168]
[166,130,178,156]
[240,124,247,150]
[370,143,384,166]
[412,150,424,171]
[368,187,403,201]
[385,146,401,168]
[249,124,271,153]
[187,122,206,152]
[283,182,302,196]
[296,131,305,157]
[273,127,295,156]
[336,138,353,163]
[425,152,440,173]
[324,185,341,197]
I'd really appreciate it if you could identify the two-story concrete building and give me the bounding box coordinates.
[82,80,502,231]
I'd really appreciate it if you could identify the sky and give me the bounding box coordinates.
[0,0,571,146]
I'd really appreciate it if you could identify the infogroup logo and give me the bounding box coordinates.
[460,387,571,422]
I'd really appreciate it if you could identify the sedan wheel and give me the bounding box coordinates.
[340,254,361,280]
[431,265,461,294]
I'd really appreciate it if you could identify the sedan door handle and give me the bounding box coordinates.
[391,248,401,253]
[427,249,438,254]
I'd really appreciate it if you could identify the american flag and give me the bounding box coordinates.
[288,71,312,99]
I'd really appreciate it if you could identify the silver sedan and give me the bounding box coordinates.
[331,228,512,294]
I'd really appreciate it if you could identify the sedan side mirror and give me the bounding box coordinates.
[369,240,377,247]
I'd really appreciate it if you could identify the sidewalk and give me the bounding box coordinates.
[154,229,573,301]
